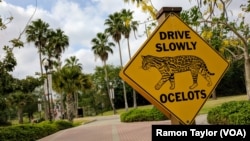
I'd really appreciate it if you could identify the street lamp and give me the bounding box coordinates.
[109,82,115,99]
[38,98,42,119]
[43,59,52,121]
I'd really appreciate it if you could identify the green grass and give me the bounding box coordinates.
[8,95,247,126]
[198,94,248,114]
[78,94,248,124]
[99,105,154,116]
[100,94,248,116]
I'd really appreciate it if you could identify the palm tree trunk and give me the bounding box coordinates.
[126,39,137,108]
[39,45,44,75]
[104,61,116,114]
[117,41,128,111]
[74,92,78,117]
[212,90,217,99]
[60,93,65,118]
[39,45,49,120]
[18,107,23,124]
[66,93,75,122]
[122,80,128,111]
[243,49,250,100]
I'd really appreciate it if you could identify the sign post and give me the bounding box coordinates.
[119,7,229,125]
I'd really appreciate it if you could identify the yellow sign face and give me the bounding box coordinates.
[119,13,229,125]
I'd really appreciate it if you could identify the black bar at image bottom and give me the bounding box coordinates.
[152,125,250,141]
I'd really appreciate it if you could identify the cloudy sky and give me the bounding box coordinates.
[0,0,246,79]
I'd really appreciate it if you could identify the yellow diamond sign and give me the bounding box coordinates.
[119,13,229,125]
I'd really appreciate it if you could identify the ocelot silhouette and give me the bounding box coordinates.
[141,55,215,90]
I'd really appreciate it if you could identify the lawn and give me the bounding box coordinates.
[101,94,248,116]
[78,94,248,124]
[198,94,248,114]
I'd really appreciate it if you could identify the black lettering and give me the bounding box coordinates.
[187,42,193,50]
[176,31,183,39]
[162,43,169,51]
[159,32,166,40]
[193,90,200,99]
[169,43,176,51]
[168,93,175,102]
[175,92,181,101]
[185,31,191,39]
[188,91,194,100]
[156,43,162,52]
[201,89,207,98]
[191,42,197,50]
[167,31,174,39]
[159,31,191,40]
[176,42,187,50]
[182,91,188,101]
[159,90,207,103]
[160,94,167,103]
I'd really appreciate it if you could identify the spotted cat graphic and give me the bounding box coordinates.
[141,55,215,90]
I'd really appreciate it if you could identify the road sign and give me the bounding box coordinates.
[119,13,229,125]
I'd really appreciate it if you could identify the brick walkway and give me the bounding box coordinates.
[38,114,208,141]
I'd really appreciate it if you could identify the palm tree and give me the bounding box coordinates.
[58,66,82,122]
[64,56,83,118]
[120,9,139,108]
[25,19,50,75]
[52,29,69,59]
[65,56,82,70]
[46,29,69,117]
[91,32,116,114]
[42,28,69,70]
[53,57,90,122]
[105,12,129,111]
[49,29,69,69]
[25,19,50,120]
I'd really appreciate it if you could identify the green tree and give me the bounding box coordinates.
[0,3,24,124]
[52,56,91,122]
[105,12,129,111]
[92,65,120,112]
[7,76,41,124]
[25,19,50,75]
[25,19,51,119]
[183,0,250,100]
[64,56,83,117]
[123,0,157,19]
[46,28,69,69]
[64,56,82,70]
[26,19,69,120]
[91,32,116,114]
[7,91,34,124]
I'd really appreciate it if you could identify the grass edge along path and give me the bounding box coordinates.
[199,94,247,114]
[79,94,247,124]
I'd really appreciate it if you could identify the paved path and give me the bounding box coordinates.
[38,114,208,141]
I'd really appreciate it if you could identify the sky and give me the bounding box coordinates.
[0,0,246,79]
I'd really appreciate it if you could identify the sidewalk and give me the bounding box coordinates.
[38,114,209,141]
[82,114,209,125]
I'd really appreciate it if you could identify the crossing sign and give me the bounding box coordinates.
[119,13,229,125]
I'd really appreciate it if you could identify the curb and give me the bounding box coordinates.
[82,119,97,125]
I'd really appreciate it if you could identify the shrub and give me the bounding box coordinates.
[54,120,73,130]
[0,120,73,141]
[0,125,44,141]
[207,100,250,125]
[150,106,168,121]
[120,107,168,122]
